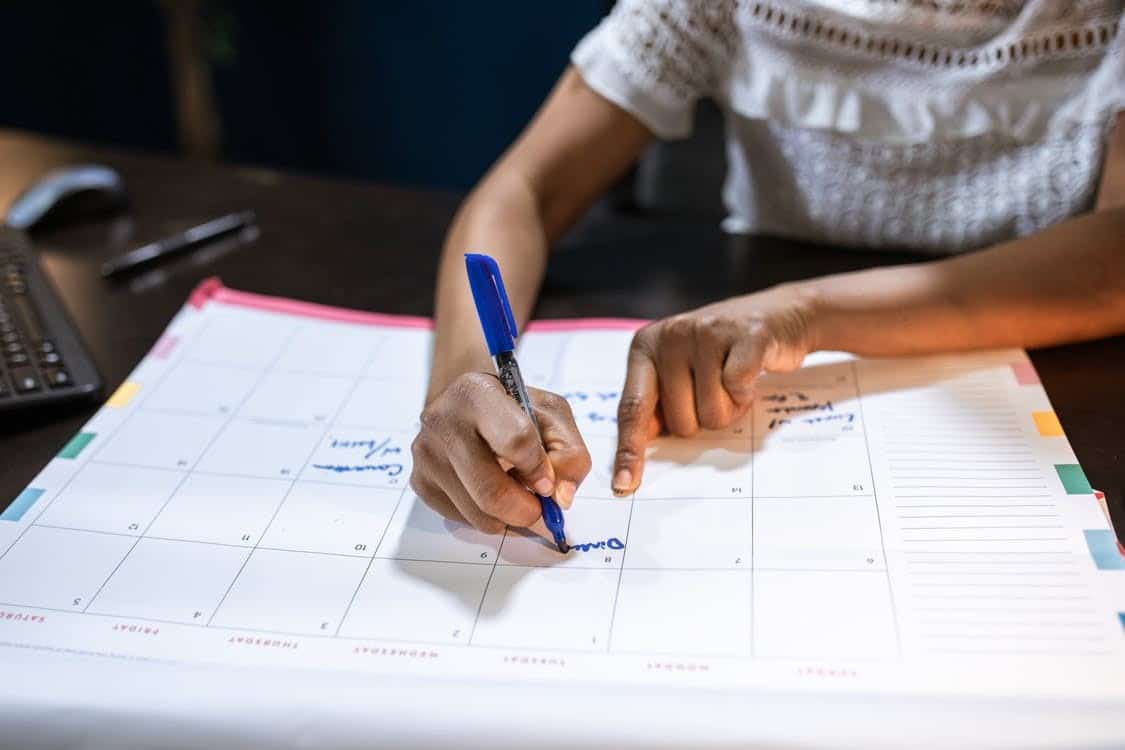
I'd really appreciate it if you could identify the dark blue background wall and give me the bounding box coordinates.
[0,1,604,190]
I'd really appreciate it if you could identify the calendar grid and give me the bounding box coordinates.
[1,306,948,665]
[3,293,1123,704]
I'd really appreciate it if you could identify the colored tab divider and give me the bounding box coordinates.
[1010,361,1040,385]
[1084,529,1125,570]
[1032,411,1064,437]
[0,488,44,522]
[58,432,96,459]
[1056,463,1093,495]
[106,381,141,407]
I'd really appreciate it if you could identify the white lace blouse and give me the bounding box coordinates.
[572,0,1125,252]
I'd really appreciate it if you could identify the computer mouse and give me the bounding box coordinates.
[4,164,128,231]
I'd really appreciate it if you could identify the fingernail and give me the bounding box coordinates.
[612,468,632,494]
[556,480,576,508]
[534,477,555,496]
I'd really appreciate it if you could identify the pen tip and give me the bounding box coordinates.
[557,540,570,554]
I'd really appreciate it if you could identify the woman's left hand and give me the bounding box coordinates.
[612,283,819,495]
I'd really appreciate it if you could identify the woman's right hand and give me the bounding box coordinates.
[410,372,592,535]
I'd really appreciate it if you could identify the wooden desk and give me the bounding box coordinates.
[1,128,1122,535]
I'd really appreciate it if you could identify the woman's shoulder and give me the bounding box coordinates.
[573,0,1123,142]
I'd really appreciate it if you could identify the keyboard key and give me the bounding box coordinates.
[40,351,61,365]
[6,352,29,367]
[0,378,9,398]
[11,366,40,393]
[11,294,44,341]
[38,340,55,354]
[44,368,71,388]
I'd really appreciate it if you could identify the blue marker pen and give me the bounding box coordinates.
[465,253,569,553]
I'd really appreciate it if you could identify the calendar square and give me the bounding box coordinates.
[553,330,633,384]
[302,429,413,489]
[38,463,184,536]
[274,320,382,375]
[753,434,871,498]
[147,473,289,546]
[610,569,752,656]
[753,570,896,660]
[144,362,258,416]
[239,371,353,424]
[754,497,885,570]
[557,383,622,438]
[335,377,427,432]
[0,526,133,611]
[515,331,564,384]
[210,549,369,636]
[472,566,618,651]
[88,538,249,624]
[364,329,431,379]
[377,494,503,564]
[337,559,491,645]
[499,498,630,569]
[260,484,400,557]
[96,411,226,471]
[624,500,751,570]
[634,438,752,500]
[186,306,294,369]
[196,419,324,479]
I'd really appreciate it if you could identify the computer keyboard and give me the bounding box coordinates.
[0,226,100,413]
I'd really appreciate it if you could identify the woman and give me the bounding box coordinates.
[410,0,1125,537]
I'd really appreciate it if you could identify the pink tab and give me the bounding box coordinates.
[188,277,224,309]
[1010,362,1039,385]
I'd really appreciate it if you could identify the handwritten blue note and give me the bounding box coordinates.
[568,537,625,553]
[311,435,405,477]
[764,391,854,431]
[564,389,620,427]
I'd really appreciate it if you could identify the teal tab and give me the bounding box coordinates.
[1085,529,1125,570]
[58,432,96,460]
[1,488,44,522]
[1055,464,1092,495]
[1119,613,1125,632]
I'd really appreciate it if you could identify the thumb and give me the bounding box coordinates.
[533,390,593,510]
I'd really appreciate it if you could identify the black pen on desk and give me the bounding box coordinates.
[101,210,257,278]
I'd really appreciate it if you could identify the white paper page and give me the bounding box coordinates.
[1,284,1123,744]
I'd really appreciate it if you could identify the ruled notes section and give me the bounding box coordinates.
[857,355,1117,657]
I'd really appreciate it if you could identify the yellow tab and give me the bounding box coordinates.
[1033,410,1064,437]
[106,381,141,408]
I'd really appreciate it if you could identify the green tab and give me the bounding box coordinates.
[58,432,96,459]
[1055,463,1092,495]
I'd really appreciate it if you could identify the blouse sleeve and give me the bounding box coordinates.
[570,0,735,139]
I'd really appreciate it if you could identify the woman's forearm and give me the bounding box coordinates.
[428,171,550,401]
[425,69,653,403]
[807,207,1125,356]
